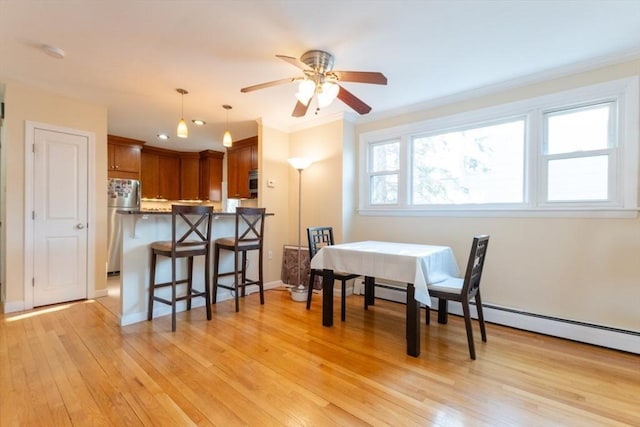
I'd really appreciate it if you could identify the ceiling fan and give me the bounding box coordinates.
[240,50,387,117]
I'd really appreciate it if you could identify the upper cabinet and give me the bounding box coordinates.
[140,146,180,200]
[227,136,258,199]
[199,150,224,201]
[107,135,144,179]
[140,146,224,201]
[180,152,200,200]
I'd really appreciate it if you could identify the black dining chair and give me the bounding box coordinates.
[147,204,213,332]
[306,226,359,321]
[212,207,266,312]
[426,235,490,360]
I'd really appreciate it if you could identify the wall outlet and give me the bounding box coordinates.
[268,250,273,260]
[267,178,275,188]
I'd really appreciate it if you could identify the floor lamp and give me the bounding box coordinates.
[288,157,312,300]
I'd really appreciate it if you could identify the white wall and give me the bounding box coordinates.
[0,78,108,310]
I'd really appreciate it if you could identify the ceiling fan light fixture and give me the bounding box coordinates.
[295,78,316,106]
[176,88,188,138]
[317,81,339,108]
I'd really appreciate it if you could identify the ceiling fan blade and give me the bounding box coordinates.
[240,77,298,93]
[276,54,311,71]
[292,100,310,117]
[337,85,372,115]
[333,71,387,85]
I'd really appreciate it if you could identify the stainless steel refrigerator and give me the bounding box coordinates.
[107,178,140,275]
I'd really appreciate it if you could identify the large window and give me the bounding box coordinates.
[411,119,525,205]
[359,77,638,217]
[542,102,615,203]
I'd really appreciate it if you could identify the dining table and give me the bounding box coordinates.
[309,240,460,357]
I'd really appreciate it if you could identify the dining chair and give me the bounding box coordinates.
[212,207,266,312]
[147,204,213,332]
[306,226,360,321]
[426,235,490,360]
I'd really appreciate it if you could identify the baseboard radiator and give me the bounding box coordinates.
[354,280,640,355]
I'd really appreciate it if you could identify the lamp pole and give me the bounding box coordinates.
[288,157,312,291]
[296,167,303,289]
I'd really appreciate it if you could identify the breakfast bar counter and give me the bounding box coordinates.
[116,210,267,326]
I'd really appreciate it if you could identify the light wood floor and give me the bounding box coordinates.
[1,288,639,426]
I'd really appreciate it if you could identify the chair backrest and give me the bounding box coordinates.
[461,235,490,298]
[235,207,266,248]
[307,226,335,259]
[171,204,213,253]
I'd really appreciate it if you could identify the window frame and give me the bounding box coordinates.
[358,77,639,218]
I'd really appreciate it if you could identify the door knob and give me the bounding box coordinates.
[76,223,85,229]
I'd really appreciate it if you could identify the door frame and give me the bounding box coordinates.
[23,121,96,309]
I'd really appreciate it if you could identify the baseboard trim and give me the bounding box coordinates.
[355,282,639,355]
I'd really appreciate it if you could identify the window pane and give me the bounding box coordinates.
[412,120,525,204]
[371,141,399,172]
[546,103,612,154]
[547,156,608,201]
[370,174,398,204]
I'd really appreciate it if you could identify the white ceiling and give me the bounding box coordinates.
[1,0,640,152]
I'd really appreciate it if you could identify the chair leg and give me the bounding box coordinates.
[240,250,247,298]
[475,291,487,342]
[234,249,240,312]
[148,252,157,321]
[171,257,177,332]
[462,300,476,360]
[437,299,448,324]
[425,305,430,325]
[306,271,316,310]
[186,256,194,311]
[340,280,346,322]
[204,250,212,320]
[212,245,220,304]
[258,248,264,305]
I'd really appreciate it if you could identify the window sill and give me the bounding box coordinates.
[357,207,639,219]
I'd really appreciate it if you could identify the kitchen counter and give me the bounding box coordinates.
[116,210,273,326]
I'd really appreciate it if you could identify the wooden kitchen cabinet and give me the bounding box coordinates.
[227,136,257,199]
[107,135,144,179]
[180,152,200,200]
[141,146,179,200]
[199,150,224,201]
[140,150,159,198]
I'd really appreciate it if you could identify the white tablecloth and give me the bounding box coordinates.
[310,241,460,306]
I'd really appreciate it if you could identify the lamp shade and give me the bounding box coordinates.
[288,157,312,171]
[317,81,339,108]
[223,130,232,147]
[177,118,188,138]
[295,79,316,106]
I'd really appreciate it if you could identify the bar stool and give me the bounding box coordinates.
[147,204,213,331]
[212,207,266,312]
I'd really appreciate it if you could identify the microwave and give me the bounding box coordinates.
[249,169,258,196]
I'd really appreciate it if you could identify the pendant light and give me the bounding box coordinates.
[176,88,188,138]
[222,104,233,147]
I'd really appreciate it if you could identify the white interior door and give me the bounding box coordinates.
[32,128,88,306]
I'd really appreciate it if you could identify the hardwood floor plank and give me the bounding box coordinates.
[1,289,639,426]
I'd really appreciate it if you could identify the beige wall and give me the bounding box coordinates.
[1,79,108,310]
[289,119,346,243]
[258,122,292,284]
[347,60,640,331]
